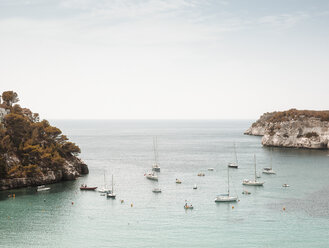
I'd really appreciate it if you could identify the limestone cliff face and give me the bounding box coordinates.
[0,154,88,191]
[245,110,329,149]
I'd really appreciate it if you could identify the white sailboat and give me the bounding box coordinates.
[263,150,276,174]
[215,166,238,202]
[98,171,112,194]
[152,137,160,172]
[242,155,264,186]
[228,143,238,168]
[107,175,116,198]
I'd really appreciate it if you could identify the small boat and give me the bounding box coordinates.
[197,173,205,177]
[80,184,97,191]
[242,155,264,186]
[145,172,158,181]
[152,137,161,172]
[228,143,239,168]
[242,190,251,195]
[176,178,182,184]
[193,184,197,189]
[37,185,50,192]
[282,184,290,187]
[215,166,238,202]
[208,168,214,171]
[152,188,162,193]
[107,175,116,199]
[184,203,194,210]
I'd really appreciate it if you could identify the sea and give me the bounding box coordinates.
[1,120,329,248]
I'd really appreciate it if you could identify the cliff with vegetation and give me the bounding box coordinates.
[245,109,329,149]
[0,91,88,190]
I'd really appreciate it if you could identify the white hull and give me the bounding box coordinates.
[146,174,158,181]
[228,163,238,169]
[215,196,238,202]
[262,169,276,174]
[107,193,116,198]
[242,180,264,186]
[98,188,112,193]
[37,187,50,192]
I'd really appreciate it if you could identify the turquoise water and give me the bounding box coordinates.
[1,120,329,248]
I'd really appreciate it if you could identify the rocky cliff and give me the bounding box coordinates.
[245,109,329,149]
[0,91,89,191]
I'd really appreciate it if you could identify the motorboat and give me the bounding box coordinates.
[146,172,158,181]
[242,155,264,186]
[208,168,214,171]
[176,178,182,184]
[193,184,197,189]
[80,184,97,191]
[197,173,205,177]
[228,162,238,169]
[282,184,290,187]
[215,166,238,202]
[152,188,162,193]
[37,185,50,192]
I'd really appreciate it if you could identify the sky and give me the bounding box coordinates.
[0,0,329,120]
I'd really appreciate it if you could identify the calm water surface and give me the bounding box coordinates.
[1,120,329,248]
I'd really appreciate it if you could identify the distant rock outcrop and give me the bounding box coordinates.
[245,109,329,149]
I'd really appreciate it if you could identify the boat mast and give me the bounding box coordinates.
[234,143,238,166]
[270,149,273,170]
[153,137,157,166]
[227,166,230,196]
[112,174,114,193]
[254,154,257,181]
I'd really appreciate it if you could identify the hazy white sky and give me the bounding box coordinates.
[1,0,329,119]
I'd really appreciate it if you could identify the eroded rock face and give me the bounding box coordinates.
[0,156,89,191]
[245,112,329,149]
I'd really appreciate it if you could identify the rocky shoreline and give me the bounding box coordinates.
[245,110,329,149]
[0,157,88,191]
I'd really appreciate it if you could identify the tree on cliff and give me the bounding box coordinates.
[1,91,19,107]
[0,91,81,179]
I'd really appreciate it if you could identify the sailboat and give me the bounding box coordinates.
[215,166,238,202]
[228,143,238,168]
[98,171,112,194]
[152,137,160,172]
[107,175,116,198]
[263,149,276,174]
[242,155,264,186]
